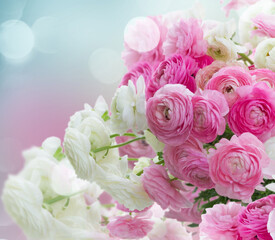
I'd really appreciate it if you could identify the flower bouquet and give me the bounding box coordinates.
[3,0,275,239]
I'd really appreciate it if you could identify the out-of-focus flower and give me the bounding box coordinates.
[107,215,154,239]
[200,202,245,240]
[252,14,275,38]
[119,62,152,87]
[222,0,259,17]
[238,194,275,240]
[205,19,246,62]
[163,18,207,58]
[238,0,275,47]
[122,16,166,69]
[255,38,275,71]
[208,133,270,201]
[268,208,275,239]
[250,68,275,88]
[146,84,194,146]
[132,157,151,175]
[2,138,107,240]
[148,218,192,240]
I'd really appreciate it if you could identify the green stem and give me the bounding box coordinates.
[238,52,254,65]
[93,136,145,153]
[110,133,138,138]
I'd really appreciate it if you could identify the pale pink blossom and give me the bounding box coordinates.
[146,84,194,146]
[165,202,202,224]
[191,90,229,143]
[205,66,253,107]
[149,218,193,240]
[119,62,152,87]
[239,194,275,240]
[252,13,275,38]
[196,61,227,90]
[221,0,259,17]
[163,18,207,58]
[141,164,191,211]
[115,201,152,213]
[122,16,167,69]
[208,133,270,201]
[164,137,214,188]
[250,68,275,89]
[228,82,275,142]
[200,202,245,240]
[146,55,198,99]
[116,133,155,168]
[107,215,153,239]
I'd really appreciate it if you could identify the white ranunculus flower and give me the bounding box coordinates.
[23,136,63,163]
[144,130,165,153]
[93,165,153,211]
[133,157,151,175]
[2,138,108,240]
[205,19,246,61]
[264,137,275,183]
[267,209,275,239]
[110,77,147,134]
[64,102,120,180]
[255,38,275,71]
[2,176,55,240]
[239,0,275,47]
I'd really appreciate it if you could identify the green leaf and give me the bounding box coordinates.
[101,110,110,121]
[188,223,199,228]
[53,147,66,161]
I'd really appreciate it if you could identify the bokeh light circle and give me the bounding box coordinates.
[32,16,60,54]
[124,17,160,52]
[89,48,126,84]
[0,20,34,59]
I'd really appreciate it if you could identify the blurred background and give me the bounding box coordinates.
[0,0,240,238]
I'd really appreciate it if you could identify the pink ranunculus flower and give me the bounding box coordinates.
[252,13,275,38]
[115,201,152,213]
[200,202,245,240]
[119,62,152,87]
[107,215,154,239]
[141,164,192,211]
[195,55,214,69]
[250,68,275,89]
[191,90,229,143]
[163,137,214,189]
[205,66,253,107]
[268,208,275,239]
[116,133,155,169]
[208,132,270,201]
[146,54,198,99]
[165,202,203,225]
[196,61,228,90]
[146,84,194,146]
[122,16,167,69]
[238,194,275,240]
[163,18,207,58]
[228,82,275,142]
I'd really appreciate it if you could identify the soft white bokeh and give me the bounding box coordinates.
[89,48,126,84]
[0,20,34,59]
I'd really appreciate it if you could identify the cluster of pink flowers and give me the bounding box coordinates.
[113,4,275,239]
